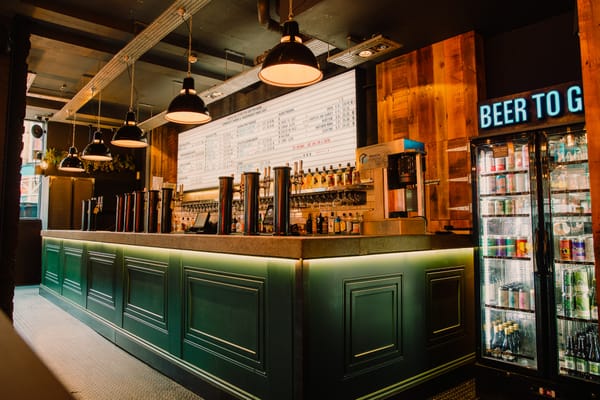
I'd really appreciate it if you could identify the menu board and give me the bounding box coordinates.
[177,70,357,190]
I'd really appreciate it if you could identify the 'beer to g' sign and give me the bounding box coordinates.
[479,83,584,130]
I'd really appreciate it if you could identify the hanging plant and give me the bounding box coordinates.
[43,148,136,174]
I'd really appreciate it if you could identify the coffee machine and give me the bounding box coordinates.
[356,138,426,234]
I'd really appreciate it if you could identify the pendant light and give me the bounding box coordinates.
[112,62,148,148]
[258,0,322,88]
[164,11,211,125]
[58,112,85,173]
[82,90,112,161]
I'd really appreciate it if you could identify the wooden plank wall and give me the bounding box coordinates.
[149,124,178,186]
[577,0,600,296]
[377,31,484,233]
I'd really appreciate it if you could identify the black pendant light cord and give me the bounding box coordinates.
[187,14,192,78]
[71,111,77,147]
[288,0,293,20]
[97,90,102,130]
[128,62,135,112]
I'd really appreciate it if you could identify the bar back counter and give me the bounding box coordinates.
[40,231,475,399]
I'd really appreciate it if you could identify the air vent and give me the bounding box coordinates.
[327,35,402,68]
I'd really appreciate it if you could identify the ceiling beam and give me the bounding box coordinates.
[50,0,213,122]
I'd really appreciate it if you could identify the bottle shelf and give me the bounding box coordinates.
[550,159,589,167]
[554,259,596,266]
[550,189,590,195]
[481,213,530,218]
[484,304,535,314]
[557,315,598,324]
[480,168,529,176]
[482,255,532,261]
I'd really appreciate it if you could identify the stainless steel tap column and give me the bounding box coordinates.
[273,166,291,236]
[217,176,234,234]
[243,171,260,235]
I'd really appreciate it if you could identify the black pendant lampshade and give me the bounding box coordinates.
[164,12,211,125]
[59,146,85,172]
[112,111,147,148]
[165,76,211,124]
[58,112,85,173]
[258,20,322,88]
[82,129,112,161]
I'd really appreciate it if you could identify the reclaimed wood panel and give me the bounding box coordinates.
[149,124,179,185]
[577,0,600,302]
[377,31,483,232]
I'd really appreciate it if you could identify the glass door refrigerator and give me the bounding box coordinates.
[471,123,600,396]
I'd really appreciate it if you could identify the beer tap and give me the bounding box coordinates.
[291,160,304,195]
[260,167,272,197]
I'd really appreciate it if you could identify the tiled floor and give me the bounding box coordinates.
[13,286,203,400]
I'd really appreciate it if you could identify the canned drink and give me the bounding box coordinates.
[585,237,595,261]
[496,175,506,194]
[562,268,573,295]
[497,238,507,257]
[485,151,494,172]
[560,238,572,260]
[495,157,506,171]
[515,150,523,168]
[516,237,528,257]
[499,286,508,307]
[519,287,530,310]
[572,238,586,261]
[486,238,497,256]
[504,199,514,215]
[574,292,591,319]
[506,173,516,193]
[508,287,515,308]
[494,200,504,215]
[530,288,535,310]
[563,293,573,317]
[506,237,516,257]
[573,267,589,293]
[515,173,527,193]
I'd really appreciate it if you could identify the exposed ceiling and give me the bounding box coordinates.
[0,0,575,130]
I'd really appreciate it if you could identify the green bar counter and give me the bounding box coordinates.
[40,231,475,399]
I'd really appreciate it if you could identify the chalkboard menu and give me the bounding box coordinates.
[177,70,357,190]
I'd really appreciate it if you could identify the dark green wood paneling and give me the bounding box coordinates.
[426,267,465,344]
[123,252,170,351]
[42,239,61,292]
[344,275,403,375]
[86,248,119,324]
[62,241,85,306]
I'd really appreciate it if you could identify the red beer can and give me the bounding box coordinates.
[559,237,572,261]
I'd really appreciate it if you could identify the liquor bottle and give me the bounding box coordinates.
[491,323,504,359]
[306,213,313,234]
[328,212,335,234]
[316,213,323,234]
[321,166,328,187]
[304,168,313,190]
[511,323,521,359]
[576,335,590,377]
[231,216,237,233]
[588,333,600,379]
[564,335,576,374]
[327,165,335,187]
[343,162,352,186]
[340,213,347,232]
[322,214,329,234]
[352,164,360,185]
[313,167,321,188]
[335,164,343,187]
[502,326,515,361]
[334,213,341,234]
[489,323,499,357]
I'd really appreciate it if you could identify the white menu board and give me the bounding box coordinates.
[177,70,357,190]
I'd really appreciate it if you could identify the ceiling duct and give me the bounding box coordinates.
[327,34,402,68]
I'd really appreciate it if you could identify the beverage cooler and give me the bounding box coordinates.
[471,123,600,395]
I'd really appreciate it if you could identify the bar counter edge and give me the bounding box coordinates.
[40,230,476,400]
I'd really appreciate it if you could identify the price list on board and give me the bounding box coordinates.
[177,70,358,190]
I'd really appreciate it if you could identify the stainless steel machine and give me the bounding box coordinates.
[356,138,427,234]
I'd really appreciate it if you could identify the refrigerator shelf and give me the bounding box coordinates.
[552,212,592,217]
[557,315,598,324]
[550,189,590,195]
[480,169,529,176]
[480,192,531,198]
[481,213,530,218]
[483,256,532,261]
[554,259,595,265]
[550,159,589,167]
[485,304,535,313]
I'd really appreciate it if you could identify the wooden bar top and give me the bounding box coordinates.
[41,230,473,259]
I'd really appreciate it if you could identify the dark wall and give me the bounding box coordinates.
[483,11,581,99]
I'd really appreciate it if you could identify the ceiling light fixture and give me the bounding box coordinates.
[164,9,211,125]
[82,90,112,161]
[258,0,322,88]
[112,61,148,148]
[58,111,85,173]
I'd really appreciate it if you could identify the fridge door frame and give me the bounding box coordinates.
[471,130,550,378]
